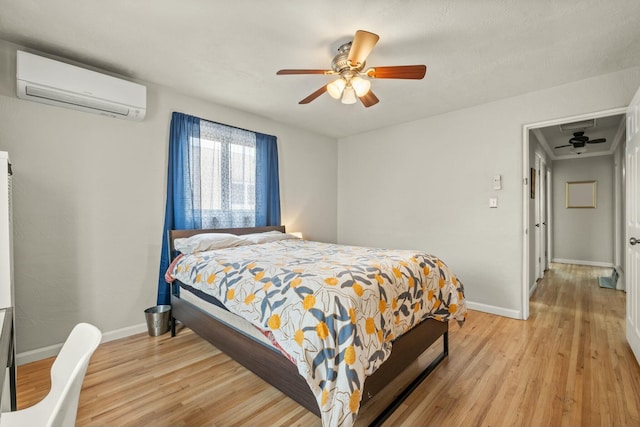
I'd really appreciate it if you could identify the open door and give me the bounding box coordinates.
[626,85,640,365]
[534,155,542,281]
[534,154,548,281]
[539,158,548,274]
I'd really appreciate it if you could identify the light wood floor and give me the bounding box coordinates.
[16,263,640,426]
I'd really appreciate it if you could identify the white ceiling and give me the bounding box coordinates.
[0,0,639,139]
[534,113,626,161]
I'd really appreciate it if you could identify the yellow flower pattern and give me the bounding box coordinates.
[171,239,466,427]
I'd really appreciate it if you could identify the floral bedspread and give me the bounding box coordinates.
[169,238,466,427]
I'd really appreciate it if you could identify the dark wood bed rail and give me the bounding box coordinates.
[172,290,447,419]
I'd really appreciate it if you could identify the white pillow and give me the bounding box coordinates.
[174,233,243,254]
[240,231,301,244]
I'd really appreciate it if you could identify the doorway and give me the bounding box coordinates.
[521,107,627,320]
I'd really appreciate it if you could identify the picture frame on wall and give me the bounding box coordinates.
[530,168,536,199]
[566,181,597,208]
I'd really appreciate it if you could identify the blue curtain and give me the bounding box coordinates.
[255,133,281,227]
[157,114,281,305]
[157,112,201,305]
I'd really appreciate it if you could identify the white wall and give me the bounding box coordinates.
[0,40,338,353]
[552,156,614,265]
[338,66,640,319]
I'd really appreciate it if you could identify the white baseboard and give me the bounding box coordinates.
[102,322,148,342]
[552,258,614,268]
[465,300,522,320]
[17,301,525,365]
[17,343,63,366]
[16,322,148,366]
[529,281,538,297]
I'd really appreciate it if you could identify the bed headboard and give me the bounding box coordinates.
[167,225,286,258]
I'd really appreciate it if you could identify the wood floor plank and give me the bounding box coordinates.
[15,263,640,426]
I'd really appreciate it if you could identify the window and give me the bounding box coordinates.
[158,111,280,304]
[197,119,257,228]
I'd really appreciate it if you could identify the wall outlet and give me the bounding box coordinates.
[489,197,498,208]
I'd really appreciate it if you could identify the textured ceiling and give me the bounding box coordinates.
[0,0,639,138]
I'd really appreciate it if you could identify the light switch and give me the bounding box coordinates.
[489,197,498,208]
[492,175,502,190]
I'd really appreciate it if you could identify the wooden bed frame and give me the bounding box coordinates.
[168,226,449,426]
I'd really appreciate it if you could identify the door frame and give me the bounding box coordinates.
[521,107,626,320]
[546,167,553,270]
[614,117,628,285]
[529,151,547,284]
[540,156,548,274]
[534,154,541,282]
[534,153,548,282]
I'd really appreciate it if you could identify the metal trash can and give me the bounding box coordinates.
[144,305,171,336]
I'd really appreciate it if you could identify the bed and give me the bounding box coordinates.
[166,226,467,427]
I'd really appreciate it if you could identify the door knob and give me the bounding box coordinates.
[631,237,640,246]
[535,223,540,227]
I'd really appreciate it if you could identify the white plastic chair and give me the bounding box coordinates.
[0,323,102,427]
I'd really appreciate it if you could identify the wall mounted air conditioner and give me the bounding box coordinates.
[16,50,146,121]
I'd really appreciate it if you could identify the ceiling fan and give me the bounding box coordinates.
[554,131,606,154]
[276,30,426,108]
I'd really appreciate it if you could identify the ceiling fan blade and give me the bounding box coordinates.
[554,144,572,149]
[366,65,427,79]
[587,138,606,144]
[570,137,588,144]
[298,85,328,104]
[277,69,332,75]
[348,30,380,66]
[359,90,379,108]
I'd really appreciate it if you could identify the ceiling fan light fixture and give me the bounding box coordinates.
[351,76,371,97]
[570,146,587,155]
[276,29,426,108]
[327,78,346,99]
[341,85,357,104]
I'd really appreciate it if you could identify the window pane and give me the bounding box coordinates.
[200,138,222,210]
[198,120,256,227]
[229,144,255,210]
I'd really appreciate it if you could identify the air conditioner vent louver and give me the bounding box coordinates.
[25,85,131,116]
[559,119,595,132]
[16,50,146,121]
